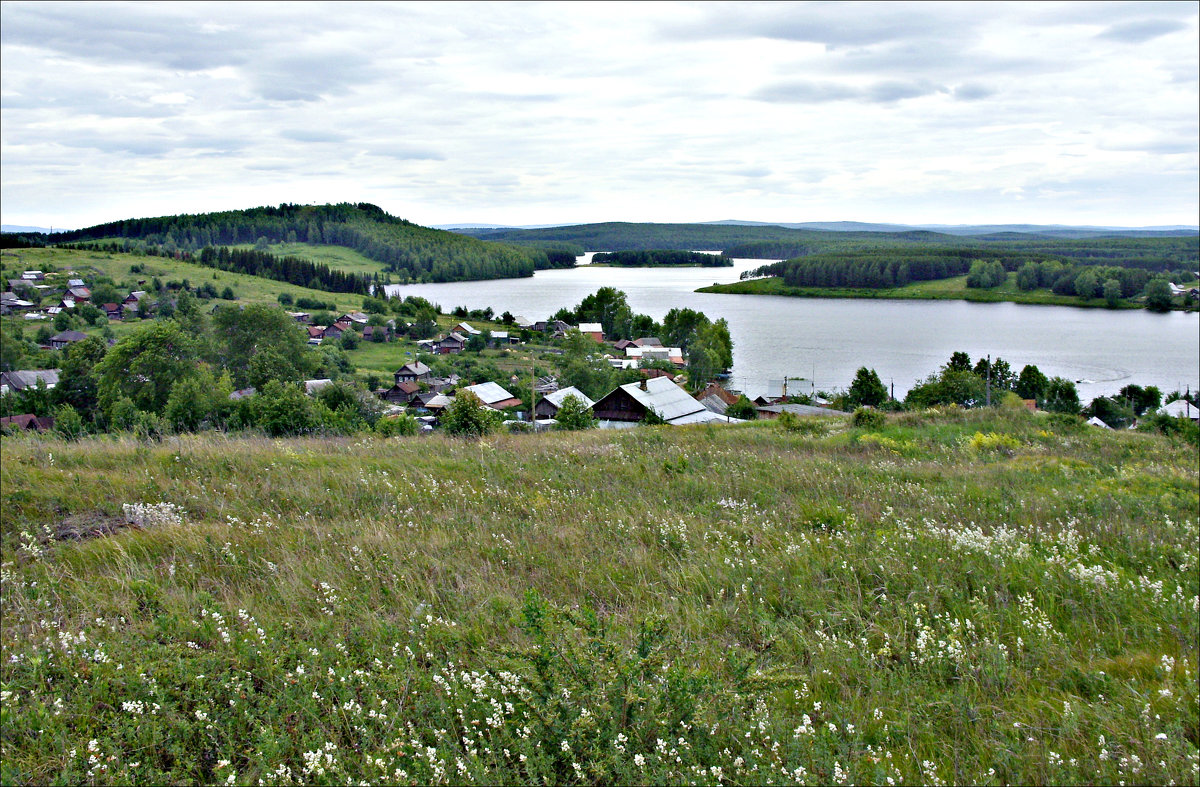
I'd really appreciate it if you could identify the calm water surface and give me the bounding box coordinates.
[385,255,1200,400]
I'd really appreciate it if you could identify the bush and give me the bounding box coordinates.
[851,406,887,429]
[1137,413,1200,445]
[52,403,85,440]
[375,413,420,437]
[441,391,500,438]
[775,411,820,434]
[555,394,597,430]
[726,395,758,420]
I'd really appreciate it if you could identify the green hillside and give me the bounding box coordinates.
[47,203,565,283]
[462,222,1199,272]
[2,410,1196,784]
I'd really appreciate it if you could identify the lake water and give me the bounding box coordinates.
[384,255,1200,401]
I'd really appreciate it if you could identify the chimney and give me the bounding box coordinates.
[640,379,648,391]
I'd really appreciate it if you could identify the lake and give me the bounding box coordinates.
[384,255,1200,401]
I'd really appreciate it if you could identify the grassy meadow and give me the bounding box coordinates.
[1,408,1197,785]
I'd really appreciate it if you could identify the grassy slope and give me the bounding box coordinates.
[0,247,483,378]
[1,410,1197,785]
[231,243,391,277]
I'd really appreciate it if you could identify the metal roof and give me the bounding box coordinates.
[464,381,518,405]
[620,376,707,423]
[543,386,595,409]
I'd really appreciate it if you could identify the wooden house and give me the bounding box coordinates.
[534,386,594,419]
[394,361,431,384]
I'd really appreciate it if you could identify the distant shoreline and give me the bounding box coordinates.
[696,276,1199,311]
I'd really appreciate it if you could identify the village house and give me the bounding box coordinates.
[693,382,739,415]
[321,321,351,341]
[0,413,55,433]
[48,330,88,350]
[1158,398,1199,421]
[362,324,393,342]
[306,325,325,344]
[453,322,481,336]
[0,369,60,396]
[0,292,36,315]
[755,402,848,420]
[21,270,45,281]
[378,380,421,406]
[578,322,604,342]
[103,303,123,320]
[591,376,741,428]
[66,286,91,303]
[534,386,594,419]
[434,332,467,354]
[288,311,312,324]
[339,311,370,325]
[394,361,431,384]
[67,278,86,288]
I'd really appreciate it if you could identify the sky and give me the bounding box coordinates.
[1,1,1197,230]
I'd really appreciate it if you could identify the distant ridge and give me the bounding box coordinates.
[1,224,71,234]
[701,220,1200,238]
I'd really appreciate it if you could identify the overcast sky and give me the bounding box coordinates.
[2,1,1197,230]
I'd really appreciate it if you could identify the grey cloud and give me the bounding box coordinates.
[753,79,941,104]
[0,3,259,70]
[1100,138,1198,155]
[1097,19,1189,43]
[367,145,445,161]
[865,80,942,103]
[280,129,350,143]
[953,83,995,101]
[659,4,969,47]
[752,80,860,103]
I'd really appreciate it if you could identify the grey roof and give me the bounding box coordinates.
[455,322,481,335]
[304,379,334,395]
[578,322,603,333]
[756,403,849,417]
[620,377,708,423]
[1,369,60,390]
[1159,399,1198,419]
[50,330,88,342]
[698,394,729,415]
[396,361,431,376]
[669,408,745,425]
[543,386,594,410]
[464,381,518,406]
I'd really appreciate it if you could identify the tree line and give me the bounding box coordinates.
[591,250,733,267]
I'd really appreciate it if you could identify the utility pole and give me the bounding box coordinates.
[530,361,537,431]
[985,354,992,408]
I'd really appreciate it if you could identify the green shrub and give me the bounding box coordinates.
[375,413,420,437]
[851,406,886,429]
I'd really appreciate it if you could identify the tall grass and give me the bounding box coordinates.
[1,409,1197,784]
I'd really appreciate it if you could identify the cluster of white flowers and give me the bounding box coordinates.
[122,502,184,528]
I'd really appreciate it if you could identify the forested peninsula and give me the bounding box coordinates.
[589,250,732,267]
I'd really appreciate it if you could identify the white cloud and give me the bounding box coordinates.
[0,0,1196,228]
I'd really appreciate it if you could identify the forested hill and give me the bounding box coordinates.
[45,203,570,283]
[459,222,1199,271]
